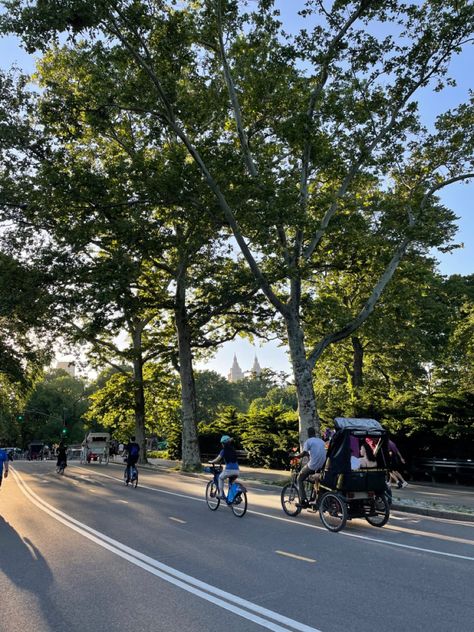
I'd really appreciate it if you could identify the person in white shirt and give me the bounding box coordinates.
[293,427,326,508]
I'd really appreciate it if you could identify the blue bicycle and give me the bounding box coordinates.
[205,463,248,517]
[124,464,138,488]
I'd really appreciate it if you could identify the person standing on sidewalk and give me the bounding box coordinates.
[388,439,408,488]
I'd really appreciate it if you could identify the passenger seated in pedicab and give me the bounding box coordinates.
[351,440,377,470]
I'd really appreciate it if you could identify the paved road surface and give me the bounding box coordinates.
[1,461,473,632]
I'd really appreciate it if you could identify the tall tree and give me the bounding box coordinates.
[2,0,473,440]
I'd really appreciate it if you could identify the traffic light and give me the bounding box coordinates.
[17,413,24,422]
[61,427,68,436]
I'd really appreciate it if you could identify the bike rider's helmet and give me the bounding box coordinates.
[220,435,231,444]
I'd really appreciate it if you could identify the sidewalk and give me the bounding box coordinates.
[132,457,474,522]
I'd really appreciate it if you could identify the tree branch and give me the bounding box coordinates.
[216,0,258,178]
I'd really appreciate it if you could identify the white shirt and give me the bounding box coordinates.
[351,456,361,470]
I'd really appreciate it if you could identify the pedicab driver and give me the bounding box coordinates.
[294,427,326,508]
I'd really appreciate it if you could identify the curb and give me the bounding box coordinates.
[390,503,474,522]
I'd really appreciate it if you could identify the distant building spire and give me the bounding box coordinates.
[228,354,245,382]
[251,355,262,376]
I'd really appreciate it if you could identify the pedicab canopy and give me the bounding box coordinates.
[334,418,384,434]
[324,418,389,478]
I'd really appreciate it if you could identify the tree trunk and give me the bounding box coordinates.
[286,311,320,440]
[175,276,202,471]
[351,336,364,388]
[131,326,147,464]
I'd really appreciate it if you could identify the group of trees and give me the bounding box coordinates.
[1,1,473,466]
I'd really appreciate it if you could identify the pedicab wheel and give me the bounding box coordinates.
[319,492,347,532]
[365,494,390,527]
[231,491,247,518]
[281,483,302,517]
[206,480,220,510]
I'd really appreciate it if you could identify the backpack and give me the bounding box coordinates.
[129,443,139,458]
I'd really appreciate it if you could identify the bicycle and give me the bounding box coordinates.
[56,461,67,475]
[204,463,248,517]
[281,456,318,517]
[124,463,138,488]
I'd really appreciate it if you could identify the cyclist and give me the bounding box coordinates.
[124,436,140,483]
[0,439,10,488]
[209,435,239,499]
[56,441,68,472]
[293,427,326,508]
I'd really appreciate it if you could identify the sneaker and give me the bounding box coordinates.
[397,481,403,489]
[401,481,408,488]
[296,501,309,508]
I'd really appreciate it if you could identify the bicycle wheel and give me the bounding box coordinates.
[319,492,347,532]
[132,470,138,488]
[231,491,247,517]
[365,494,390,527]
[281,483,302,516]
[206,480,220,510]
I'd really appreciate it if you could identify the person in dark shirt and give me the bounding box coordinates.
[209,435,240,499]
[125,436,140,483]
[56,441,68,470]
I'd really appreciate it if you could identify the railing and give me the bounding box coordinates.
[201,450,249,463]
[410,458,474,485]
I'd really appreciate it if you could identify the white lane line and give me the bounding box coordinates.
[169,517,187,524]
[11,468,321,632]
[80,469,474,562]
[276,551,316,563]
[115,500,129,504]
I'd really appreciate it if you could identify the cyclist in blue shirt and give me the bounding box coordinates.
[0,440,11,487]
[209,435,239,499]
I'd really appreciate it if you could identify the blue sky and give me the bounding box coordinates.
[1,3,472,378]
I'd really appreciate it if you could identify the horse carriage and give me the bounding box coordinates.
[282,418,391,532]
[80,432,110,465]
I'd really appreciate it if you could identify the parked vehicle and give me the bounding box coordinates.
[28,441,45,460]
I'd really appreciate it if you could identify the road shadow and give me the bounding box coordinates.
[0,516,68,631]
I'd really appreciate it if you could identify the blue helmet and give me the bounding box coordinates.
[220,435,231,444]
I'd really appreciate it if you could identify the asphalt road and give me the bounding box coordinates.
[1,461,473,632]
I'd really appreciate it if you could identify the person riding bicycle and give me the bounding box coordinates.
[125,436,140,483]
[293,427,326,508]
[56,441,68,471]
[209,435,239,499]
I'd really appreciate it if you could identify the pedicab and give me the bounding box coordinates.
[80,432,110,465]
[282,418,391,532]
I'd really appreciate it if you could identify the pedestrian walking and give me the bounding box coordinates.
[388,439,408,488]
[0,439,10,488]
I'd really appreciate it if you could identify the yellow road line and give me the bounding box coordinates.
[275,550,316,563]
